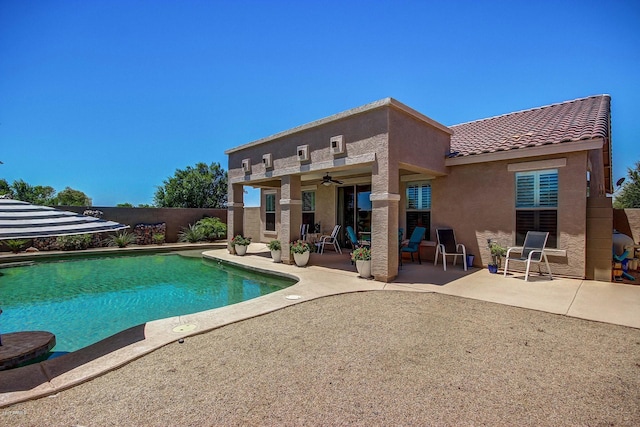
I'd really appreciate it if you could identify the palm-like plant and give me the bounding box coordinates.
[4,239,29,253]
[108,231,136,248]
[178,224,205,243]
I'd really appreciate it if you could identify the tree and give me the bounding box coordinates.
[0,179,13,198]
[614,161,640,208]
[154,162,228,208]
[11,179,55,205]
[53,187,91,206]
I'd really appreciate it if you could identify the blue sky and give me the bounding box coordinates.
[1,0,638,207]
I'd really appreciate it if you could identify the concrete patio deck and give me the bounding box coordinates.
[0,243,638,408]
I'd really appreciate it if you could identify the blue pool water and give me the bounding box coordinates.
[0,254,294,356]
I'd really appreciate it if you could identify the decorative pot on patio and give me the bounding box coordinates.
[267,240,282,263]
[231,235,251,256]
[355,260,372,279]
[488,264,498,274]
[293,251,309,267]
[466,254,474,268]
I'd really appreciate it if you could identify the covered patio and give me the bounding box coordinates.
[225,98,452,282]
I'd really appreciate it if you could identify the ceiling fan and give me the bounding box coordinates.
[321,173,343,186]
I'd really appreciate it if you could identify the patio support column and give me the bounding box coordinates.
[370,151,400,282]
[280,175,302,264]
[370,193,401,282]
[227,183,245,241]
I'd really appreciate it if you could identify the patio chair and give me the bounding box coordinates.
[316,225,342,255]
[346,226,369,249]
[346,225,368,264]
[503,231,552,281]
[434,228,467,271]
[400,226,425,264]
[300,223,309,241]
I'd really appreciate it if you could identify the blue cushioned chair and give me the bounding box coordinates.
[401,226,425,264]
[346,226,365,249]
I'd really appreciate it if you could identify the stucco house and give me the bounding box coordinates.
[225,95,613,282]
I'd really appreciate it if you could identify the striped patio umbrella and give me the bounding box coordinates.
[0,198,129,240]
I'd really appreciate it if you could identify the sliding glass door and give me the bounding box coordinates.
[337,184,371,246]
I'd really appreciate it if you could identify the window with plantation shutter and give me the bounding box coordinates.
[302,191,315,229]
[406,181,431,240]
[515,170,558,247]
[265,193,276,231]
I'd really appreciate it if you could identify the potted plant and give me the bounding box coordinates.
[290,240,311,267]
[232,235,251,256]
[488,239,506,273]
[351,246,372,278]
[267,239,282,263]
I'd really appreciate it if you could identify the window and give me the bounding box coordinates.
[265,193,276,232]
[302,191,315,230]
[406,181,431,240]
[515,169,558,247]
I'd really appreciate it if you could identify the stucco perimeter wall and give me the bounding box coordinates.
[431,151,589,278]
[59,206,227,243]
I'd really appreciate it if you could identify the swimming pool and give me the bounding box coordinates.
[0,253,295,356]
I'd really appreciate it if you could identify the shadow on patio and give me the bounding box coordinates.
[251,249,481,286]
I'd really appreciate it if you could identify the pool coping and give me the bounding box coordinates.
[0,244,383,408]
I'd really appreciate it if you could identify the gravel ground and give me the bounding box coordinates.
[3,291,640,426]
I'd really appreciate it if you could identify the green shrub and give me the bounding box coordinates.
[195,217,227,240]
[267,240,281,251]
[178,224,205,243]
[152,233,165,244]
[108,231,136,248]
[57,234,92,251]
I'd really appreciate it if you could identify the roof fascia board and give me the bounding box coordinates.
[444,138,604,166]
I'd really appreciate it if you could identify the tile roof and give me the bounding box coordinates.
[449,95,610,157]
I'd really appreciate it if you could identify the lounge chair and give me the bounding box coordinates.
[401,226,425,264]
[434,228,467,271]
[503,231,552,281]
[316,225,342,254]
